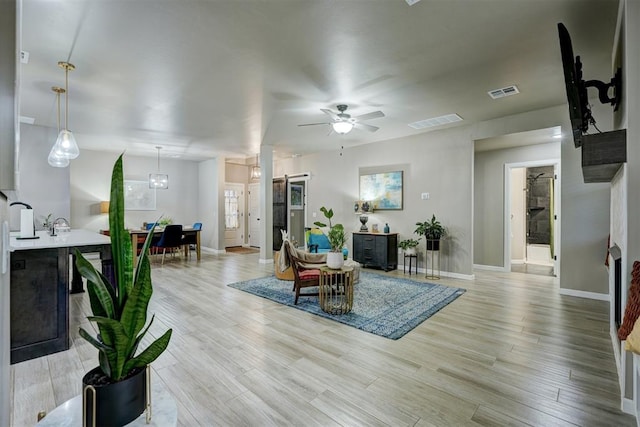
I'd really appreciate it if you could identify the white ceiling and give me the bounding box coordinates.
[20,0,620,161]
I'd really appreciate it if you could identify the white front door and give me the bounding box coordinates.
[224,183,245,247]
[248,183,261,248]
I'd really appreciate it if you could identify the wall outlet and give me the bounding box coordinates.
[421,192,430,200]
[312,212,317,218]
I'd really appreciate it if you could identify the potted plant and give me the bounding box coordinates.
[415,214,446,250]
[314,206,347,269]
[398,238,421,255]
[74,154,172,426]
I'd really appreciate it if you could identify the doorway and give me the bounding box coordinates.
[287,178,308,248]
[224,183,245,248]
[506,161,559,277]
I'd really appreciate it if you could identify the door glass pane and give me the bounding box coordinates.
[225,189,239,230]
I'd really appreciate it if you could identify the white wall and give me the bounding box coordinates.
[8,124,70,231]
[70,150,200,232]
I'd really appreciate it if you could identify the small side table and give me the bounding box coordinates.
[319,266,355,314]
[403,254,418,275]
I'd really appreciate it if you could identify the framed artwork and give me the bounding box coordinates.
[124,180,156,211]
[359,171,403,210]
[290,184,304,210]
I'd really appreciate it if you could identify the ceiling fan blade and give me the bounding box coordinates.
[298,122,330,127]
[354,122,380,132]
[321,108,340,121]
[353,110,385,121]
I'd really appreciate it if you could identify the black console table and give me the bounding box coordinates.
[353,232,397,271]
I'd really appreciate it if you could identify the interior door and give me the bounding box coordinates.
[224,183,245,247]
[248,183,261,248]
[272,177,287,250]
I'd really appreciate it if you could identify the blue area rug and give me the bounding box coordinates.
[228,271,465,339]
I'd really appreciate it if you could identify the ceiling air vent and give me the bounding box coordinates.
[488,85,519,99]
[408,113,463,130]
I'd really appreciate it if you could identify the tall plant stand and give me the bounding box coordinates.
[425,239,441,280]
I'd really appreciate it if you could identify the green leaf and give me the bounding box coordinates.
[121,256,153,355]
[123,329,172,376]
[75,250,115,319]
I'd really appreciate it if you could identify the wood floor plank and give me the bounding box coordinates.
[9,253,634,426]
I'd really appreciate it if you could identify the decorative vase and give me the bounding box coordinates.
[384,223,390,233]
[426,239,440,251]
[405,247,416,256]
[82,366,148,427]
[326,252,344,269]
[342,247,349,260]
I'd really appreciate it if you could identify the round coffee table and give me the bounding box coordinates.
[319,265,355,314]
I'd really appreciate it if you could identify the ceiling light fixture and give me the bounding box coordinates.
[47,86,69,168]
[332,121,354,135]
[52,61,80,160]
[149,146,169,189]
[250,153,261,180]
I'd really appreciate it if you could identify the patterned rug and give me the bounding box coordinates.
[227,271,465,339]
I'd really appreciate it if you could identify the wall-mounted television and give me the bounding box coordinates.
[557,23,622,148]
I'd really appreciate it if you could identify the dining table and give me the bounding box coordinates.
[128,226,201,266]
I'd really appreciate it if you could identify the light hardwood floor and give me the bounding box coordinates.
[11,252,635,426]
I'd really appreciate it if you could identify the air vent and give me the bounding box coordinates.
[19,116,34,124]
[408,113,463,130]
[488,85,519,99]
[405,0,421,5]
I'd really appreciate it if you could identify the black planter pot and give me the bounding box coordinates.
[82,366,147,427]
[426,239,440,251]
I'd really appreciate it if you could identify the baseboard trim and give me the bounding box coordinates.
[258,257,273,264]
[621,397,635,415]
[473,264,507,272]
[404,266,474,281]
[201,247,225,255]
[511,259,525,265]
[559,288,609,301]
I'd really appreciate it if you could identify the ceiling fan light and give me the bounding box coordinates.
[55,129,80,159]
[332,121,353,134]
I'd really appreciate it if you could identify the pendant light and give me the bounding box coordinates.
[52,61,80,159]
[48,86,70,168]
[250,153,261,180]
[149,146,169,189]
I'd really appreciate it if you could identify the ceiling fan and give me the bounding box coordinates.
[298,104,385,134]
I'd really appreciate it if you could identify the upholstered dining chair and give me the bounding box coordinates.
[152,224,184,264]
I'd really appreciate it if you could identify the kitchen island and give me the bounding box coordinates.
[9,230,112,364]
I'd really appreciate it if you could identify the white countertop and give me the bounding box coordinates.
[10,229,110,251]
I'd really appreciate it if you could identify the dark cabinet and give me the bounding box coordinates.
[353,232,398,271]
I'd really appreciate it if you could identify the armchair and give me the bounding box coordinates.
[283,240,326,304]
[305,227,331,253]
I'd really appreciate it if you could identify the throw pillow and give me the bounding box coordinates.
[625,317,640,354]
[618,280,640,340]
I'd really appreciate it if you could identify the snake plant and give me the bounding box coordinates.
[75,154,172,381]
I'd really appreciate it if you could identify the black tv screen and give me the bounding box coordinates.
[558,23,591,148]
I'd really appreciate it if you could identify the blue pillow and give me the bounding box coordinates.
[309,233,331,250]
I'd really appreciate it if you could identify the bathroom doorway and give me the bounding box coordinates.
[506,160,559,277]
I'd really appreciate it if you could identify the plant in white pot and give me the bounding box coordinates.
[75,154,172,426]
[398,238,421,256]
[314,206,348,269]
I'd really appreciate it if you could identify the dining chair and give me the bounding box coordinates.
[152,224,184,264]
[182,222,202,257]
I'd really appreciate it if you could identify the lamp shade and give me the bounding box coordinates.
[47,144,70,167]
[332,121,353,134]
[55,129,80,159]
[99,201,110,214]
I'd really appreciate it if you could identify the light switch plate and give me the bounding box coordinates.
[421,192,430,200]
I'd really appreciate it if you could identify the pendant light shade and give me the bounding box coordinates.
[149,146,169,189]
[250,153,261,180]
[51,61,80,160]
[48,86,70,168]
